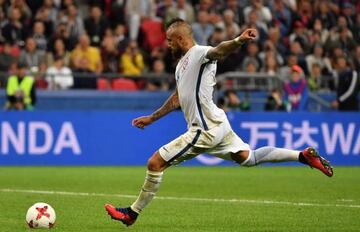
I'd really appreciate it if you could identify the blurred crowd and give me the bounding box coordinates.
[0,0,359,111]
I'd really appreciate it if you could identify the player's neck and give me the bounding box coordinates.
[182,41,195,55]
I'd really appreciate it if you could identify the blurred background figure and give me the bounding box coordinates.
[0,42,17,73]
[19,37,46,72]
[120,41,144,76]
[5,62,36,110]
[331,57,359,111]
[264,88,288,111]
[45,55,73,90]
[222,90,250,112]
[192,10,214,45]
[283,65,308,111]
[84,6,109,47]
[70,34,102,74]
[165,0,195,25]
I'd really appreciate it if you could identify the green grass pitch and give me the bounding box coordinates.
[0,166,359,232]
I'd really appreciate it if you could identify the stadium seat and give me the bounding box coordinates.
[97,78,111,90]
[36,79,48,89]
[140,19,166,51]
[111,78,138,91]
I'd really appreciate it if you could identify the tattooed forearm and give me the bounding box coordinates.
[151,89,179,121]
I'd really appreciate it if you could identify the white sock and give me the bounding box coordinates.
[130,170,163,214]
[242,146,300,166]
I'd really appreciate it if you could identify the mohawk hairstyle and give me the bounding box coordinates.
[166,18,193,35]
[166,18,186,29]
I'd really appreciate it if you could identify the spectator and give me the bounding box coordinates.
[48,22,71,51]
[70,34,102,74]
[106,0,125,28]
[267,26,286,58]
[1,7,24,45]
[264,88,288,111]
[216,9,240,39]
[309,18,329,45]
[19,37,46,70]
[341,2,356,29]
[325,27,357,58]
[125,0,153,41]
[120,41,144,76]
[5,62,36,111]
[32,21,47,51]
[208,27,225,47]
[223,0,245,25]
[47,38,71,67]
[239,42,261,71]
[293,0,312,27]
[262,52,279,75]
[0,42,16,72]
[243,0,272,24]
[62,4,85,48]
[353,14,360,44]
[113,24,129,56]
[84,6,109,47]
[101,36,119,73]
[284,65,308,111]
[156,0,173,19]
[195,0,215,13]
[270,0,292,36]
[289,21,310,54]
[279,54,298,81]
[146,59,169,91]
[223,90,250,111]
[314,0,336,30]
[192,10,214,45]
[7,0,32,22]
[259,40,284,67]
[307,63,324,92]
[165,0,195,25]
[305,44,332,75]
[45,55,73,90]
[241,9,267,43]
[331,57,359,111]
[289,41,307,73]
[353,45,360,72]
[34,5,54,38]
[41,0,59,24]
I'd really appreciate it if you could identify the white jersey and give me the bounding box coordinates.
[175,45,227,130]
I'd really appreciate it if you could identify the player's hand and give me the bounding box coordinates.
[238,28,257,43]
[331,100,339,109]
[132,115,154,129]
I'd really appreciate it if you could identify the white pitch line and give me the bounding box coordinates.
[0,188,359,209]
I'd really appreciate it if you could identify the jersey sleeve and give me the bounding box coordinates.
[194,45,213,64]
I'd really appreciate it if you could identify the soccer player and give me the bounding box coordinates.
[105,19,333,226]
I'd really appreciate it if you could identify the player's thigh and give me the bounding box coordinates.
[159,129,207,166]
[208,130,250,161]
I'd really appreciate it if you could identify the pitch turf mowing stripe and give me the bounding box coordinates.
[1,188,360,209]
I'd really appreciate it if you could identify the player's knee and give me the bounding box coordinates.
[231,150,256,167]
[147,153,167,172]
[240,151,256,167]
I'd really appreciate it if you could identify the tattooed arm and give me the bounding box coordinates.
[132,89,179,129]
[206,28,257,61]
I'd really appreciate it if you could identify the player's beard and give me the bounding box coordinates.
[171,47,183,59]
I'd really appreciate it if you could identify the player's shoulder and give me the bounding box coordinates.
[190,45,213,61]
[191,44,213,52]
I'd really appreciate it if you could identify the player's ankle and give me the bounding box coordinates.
[298,152,308,165]
[128,207,139,219]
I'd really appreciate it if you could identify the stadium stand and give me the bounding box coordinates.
[0,0,359,111]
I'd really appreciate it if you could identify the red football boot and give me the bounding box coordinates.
[105,204,138,226]
[302,147,333,177]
